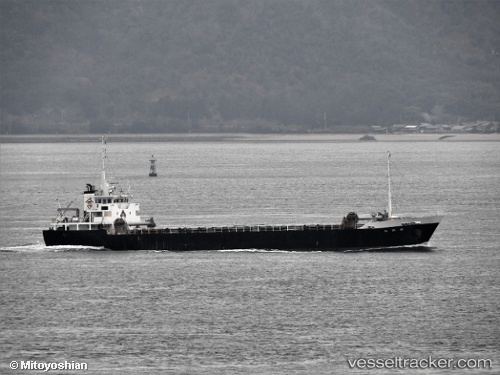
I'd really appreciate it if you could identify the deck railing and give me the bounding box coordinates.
[129,224,341,235]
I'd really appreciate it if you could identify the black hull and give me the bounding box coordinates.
[43,223,440,251]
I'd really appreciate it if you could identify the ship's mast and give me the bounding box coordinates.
[101,136,110,196]
[387,151,392,218]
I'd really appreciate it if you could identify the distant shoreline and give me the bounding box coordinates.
[1,133,500,143]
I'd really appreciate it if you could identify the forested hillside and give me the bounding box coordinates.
[1,0,499,134]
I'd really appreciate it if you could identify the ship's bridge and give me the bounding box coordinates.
[82,191,141,225]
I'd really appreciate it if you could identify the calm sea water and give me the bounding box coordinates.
[1,140,499,374]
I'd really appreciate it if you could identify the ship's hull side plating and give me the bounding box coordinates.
[43,222,439,251]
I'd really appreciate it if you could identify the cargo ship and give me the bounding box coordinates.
[43,138,442,251]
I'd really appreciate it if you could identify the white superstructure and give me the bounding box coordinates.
[49,137,155,233]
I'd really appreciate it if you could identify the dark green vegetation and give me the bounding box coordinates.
[1,0,499,134]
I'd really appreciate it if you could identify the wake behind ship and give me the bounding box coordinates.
[43,138,442,251]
